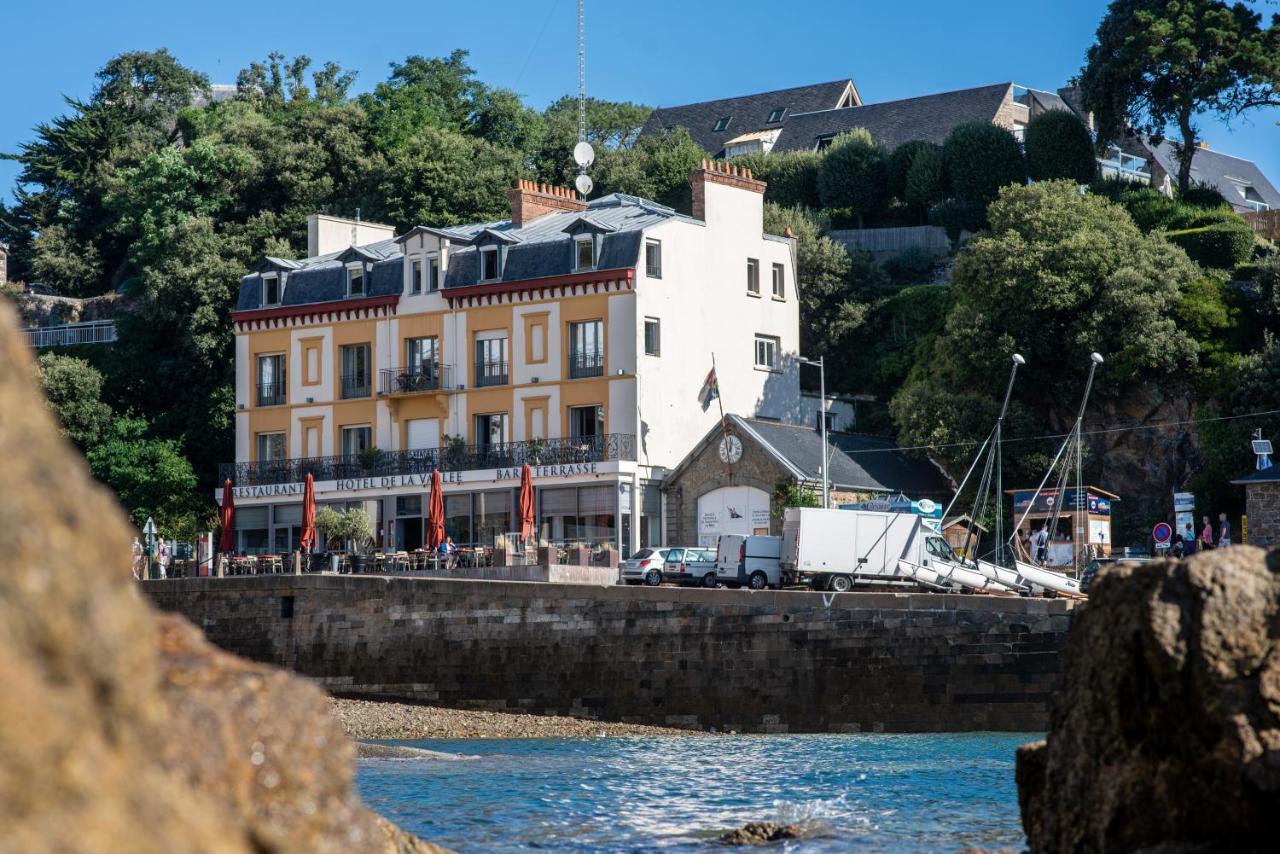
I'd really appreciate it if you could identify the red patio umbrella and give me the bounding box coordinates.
[218,479,236,553]
[426,469,445,550]
[519,464,535,545]
[299,473,317,553]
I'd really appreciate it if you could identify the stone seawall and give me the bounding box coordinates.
[145,576,1075,733]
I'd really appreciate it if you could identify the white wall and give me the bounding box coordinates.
[307,214,395,256]
[289,326,333,403]
[798,392,858,433]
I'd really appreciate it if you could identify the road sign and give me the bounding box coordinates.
[1152,522,1173,545]
[142,517,157,536]
[1173,491,1195,512]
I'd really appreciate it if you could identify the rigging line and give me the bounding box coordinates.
[838,407,1280,457]
[512,0,564,91]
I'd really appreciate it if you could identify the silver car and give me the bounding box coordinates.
[621,548,673,586]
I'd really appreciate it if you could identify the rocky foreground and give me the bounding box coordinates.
[332,697,700,740]
[0,301,441,853]
[1017,545,1280,853]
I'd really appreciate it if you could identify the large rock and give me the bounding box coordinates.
[0,300,442,852]
[1017,547,1280,853]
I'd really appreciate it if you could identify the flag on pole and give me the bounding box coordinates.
[698,366,719,411]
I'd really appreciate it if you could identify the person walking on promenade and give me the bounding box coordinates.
[1183,522,1198,555]
[1200,517,1215,552]
[1032,525,1049,566]
[1218,513,1233,547]
[157,537,170,580]
[131,536,143,580]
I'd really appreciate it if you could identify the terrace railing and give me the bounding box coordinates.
[568,349,604,379]
[379,363,455,396]
[341,372,372,399]
[25,320,117,349]
[220,432,637,487]
[256,381,286,407]
[474,360,508,387]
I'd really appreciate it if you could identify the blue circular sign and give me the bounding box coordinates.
[1153,522,1173,544]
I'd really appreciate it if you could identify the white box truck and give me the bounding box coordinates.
[780,507,1011,593]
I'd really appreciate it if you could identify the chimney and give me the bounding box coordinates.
[508,179,587,228]
[688,159,767,222]
[1196,141,1210,150]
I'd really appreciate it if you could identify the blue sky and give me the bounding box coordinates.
[2,0,1277,204]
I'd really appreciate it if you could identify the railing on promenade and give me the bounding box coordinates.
[25,320,117,348]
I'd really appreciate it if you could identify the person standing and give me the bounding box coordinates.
[1183,522,1198,555]
[1200,517,1215,552]
[131,536,143,580]
[1218,513,1233,548]
[157,537,170,580]
[1033,525,1049,566]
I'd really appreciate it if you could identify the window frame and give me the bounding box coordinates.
[256,353,286,407]
[645,239,662,279]
[256,431,286,463]
[746,258,761,296]
[767,107,785,123]
[479,247,501,282]
[340,424,373,457]
[345,263,365,297]
[814,134,836,151]
[474,412,509,448]
[340,342,372,399]
[643,316,661,357]
[754,334,780,372]
[427,254,441,291]
[410,258,423,294]
[713,116,732,132]
[261,274,281,307]
[568,319,605,378]
[574,235,595,271]
[771,263,786,300]
[567,404,604,442]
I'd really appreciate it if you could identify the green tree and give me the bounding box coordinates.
[235,52,357,108]
[36,353,114,449]
[535,96,652,186]
[1079,0,1280,192]
[87,414,201,532]
[887,141,936,200]
[731,150,823,209]
[1023,110,1099,184]
[816,128,889,226]
[903,143,946,219]
[359,50,485,149]
[591,128,706,210]
[941,122,1027,208]
[471,88,546,163]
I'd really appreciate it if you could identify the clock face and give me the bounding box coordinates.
[719,434,743,464]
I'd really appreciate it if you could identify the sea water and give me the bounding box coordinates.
[356,733,1030,852]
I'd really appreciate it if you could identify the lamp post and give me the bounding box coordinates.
[798,356,829,509]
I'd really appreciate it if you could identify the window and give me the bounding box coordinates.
[474,335,508,387]
[340,343,371,398]
[256,354,285,406]
[767,107,785,123]
[645,239,662,278]
[644,317,661,356]
[754,334,779,371]
[403,336,439,389]
[746,258,760,295]
[340,425,372,457]
[256,432,285,462]
[568,320,604,378]
[574,236,595,271]
[771,263,785,299]
[713,116,732,132]
[569,405,603,442]
[262,274,281,306]
[815,134,836,151]
[474,413,508,450]
[428,256,441,291]
[410,259,423,294]
[480,247,501,281]
[346,264,365,297]
[816,410,835,432]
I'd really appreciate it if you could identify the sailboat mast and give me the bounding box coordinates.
[1073,353,1103,569]
[993,354,1025,562]
[959,353,1024,566]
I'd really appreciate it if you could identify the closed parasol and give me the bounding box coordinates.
[299,473,316,553]
[218,479,235,553]
[427,469,445,550]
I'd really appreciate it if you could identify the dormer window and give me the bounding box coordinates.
[713,116,732,132]
[767,108,785,123]
[346,264,365,297]
[261,274,281,306]
[480,247,501,282]
[428,255,441,291]
[574,236,595,271]
[410,259,423,294]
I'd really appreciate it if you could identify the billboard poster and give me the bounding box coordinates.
[1011,488,1110,516]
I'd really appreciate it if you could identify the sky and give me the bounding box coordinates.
[2,0,1277,205]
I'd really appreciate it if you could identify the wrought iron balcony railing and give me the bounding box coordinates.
[257,381,286,407]
[474,360,508,387]
[220,433,637,487]
[568,349,604,379]
[379,363,455,396]
[341,372,372,399]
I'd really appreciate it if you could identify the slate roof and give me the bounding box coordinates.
[640,79,855,156]
[1231,466,1280,485]
[772,83,1013,152]
[736,417,953,496]
[235,193,688,311]
[1145,140,1280,212]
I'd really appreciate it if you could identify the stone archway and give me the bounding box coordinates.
[694,485,773,547]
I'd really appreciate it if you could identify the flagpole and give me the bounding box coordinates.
[711,352,731,474]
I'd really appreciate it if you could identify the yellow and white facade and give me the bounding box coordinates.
[222,166,800,556]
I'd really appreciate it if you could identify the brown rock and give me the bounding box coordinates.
[719,821,804,845]
[1017,547,1280,853]
[0,299,443,852]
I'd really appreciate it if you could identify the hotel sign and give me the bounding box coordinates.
[229,461,610,500]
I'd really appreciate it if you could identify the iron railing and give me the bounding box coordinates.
[474,360,508,387]
[257,381,286,407]
[25,320,117,348]
[379,364,455,395]
[341,372,372,399]
[220,432,637,487]
[568,349,604,379]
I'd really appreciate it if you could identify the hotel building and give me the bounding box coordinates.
[221,163,800,556]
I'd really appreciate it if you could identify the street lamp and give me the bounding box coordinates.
[798,355,829,509]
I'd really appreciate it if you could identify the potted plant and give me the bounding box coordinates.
[343,508,375,573]
[442,434,468,468]
[358,445,383,473]
[527,438,547,465]
[314,506,346,572]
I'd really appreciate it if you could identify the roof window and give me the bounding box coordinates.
[713,116,732,132]
[767,107,785,123]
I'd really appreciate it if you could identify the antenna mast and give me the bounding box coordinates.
[571,0,595,196]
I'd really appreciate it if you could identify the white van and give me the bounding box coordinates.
[715,534,783,589]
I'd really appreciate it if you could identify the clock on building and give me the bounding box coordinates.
[718,434,743,464]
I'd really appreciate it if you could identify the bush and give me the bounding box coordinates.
[883,246,938,285]
[927,198,985,244]
[887,140,937,200]
[1165,220,1257,269]
[817,128,889,225]
[761,150,822,209]
[941,122,1027,206]
[904,143,946,218]
[1023,110,1098,184]
[1116,187,1185,232]
[1178,183,1229,210]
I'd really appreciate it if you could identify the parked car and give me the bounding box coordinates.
[715,534,783,589]
[662,547,718,586]
[621,548,673,586]
[1081,555,1153,595]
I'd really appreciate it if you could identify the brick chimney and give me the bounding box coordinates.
[689,160,767,222]
[508,179,587,228]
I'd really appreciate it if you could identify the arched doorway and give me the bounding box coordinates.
[695,485,772,547]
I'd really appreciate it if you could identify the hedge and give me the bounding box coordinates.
[1164,220,1256,269]
[1024,110,1097,184]
[942,122,1027,206]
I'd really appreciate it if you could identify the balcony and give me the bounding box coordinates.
[220,432,638,487]
[257,381,286,407]
[474,360,508,388]
[341,372,372,399]
[25,319,117,349]
[380,363,455,396]
[568,349,604,379]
